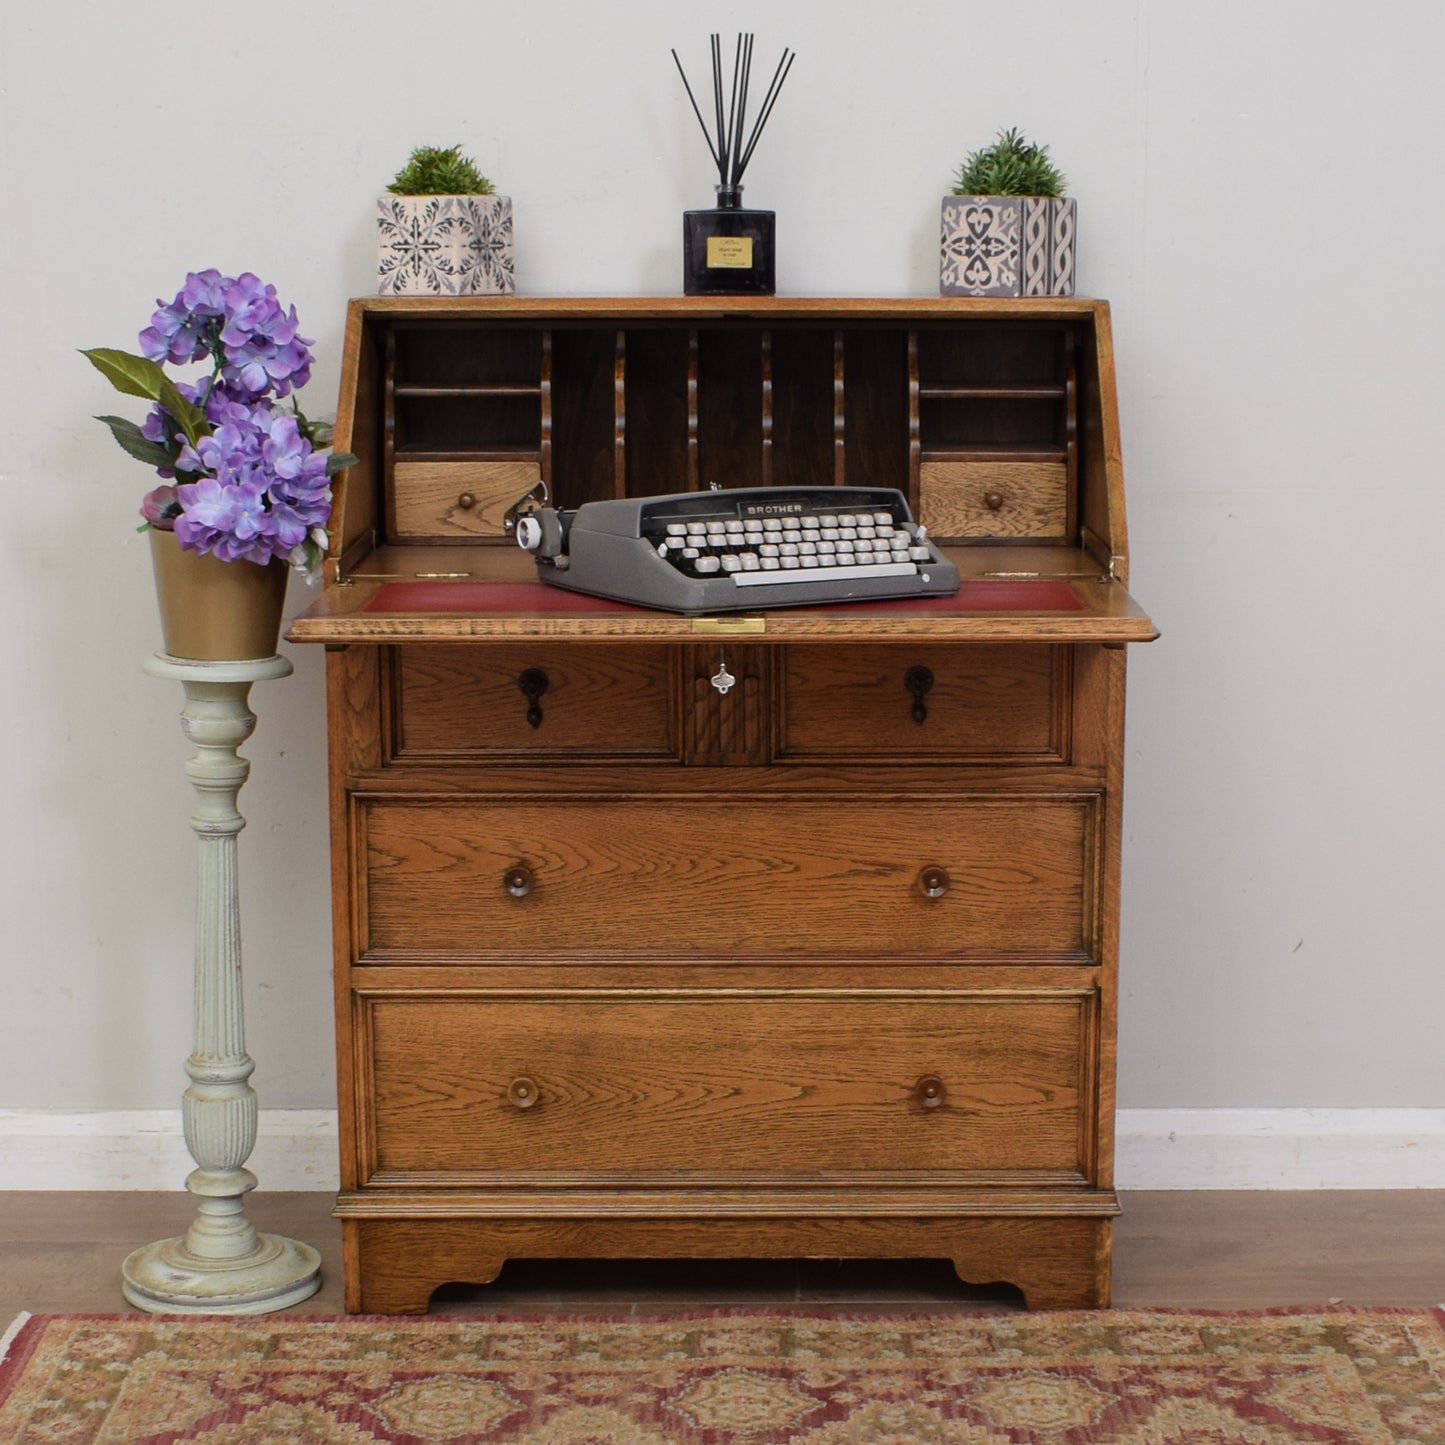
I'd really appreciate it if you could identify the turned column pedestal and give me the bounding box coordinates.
[122,653,321,1315]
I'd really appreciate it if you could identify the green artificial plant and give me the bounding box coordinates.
[387,144,495,196]
[953,128,1065,198]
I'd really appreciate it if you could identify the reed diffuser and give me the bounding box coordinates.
[672,33,795,295]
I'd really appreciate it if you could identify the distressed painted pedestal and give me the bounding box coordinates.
[122,654,321,1315]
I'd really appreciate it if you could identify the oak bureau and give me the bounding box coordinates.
[288,296,1157,1313]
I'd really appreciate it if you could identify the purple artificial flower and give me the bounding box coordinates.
[138,268,230,365]
[172,402,331,565]
[136,269,315,400]
[176,472,273,563]
[216,273,315,399]
[94,267,334,572]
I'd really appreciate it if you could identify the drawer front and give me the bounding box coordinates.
[358,796,1095,959]
[920,458,1068,540]
[779,644,1067,764]
[392,459,539,541]
[390,644,675,762]
[361,990,1094,1181]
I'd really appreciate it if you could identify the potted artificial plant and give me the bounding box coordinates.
[377,144,515,296]
[940,128,1076,297]
[83,270,354,661]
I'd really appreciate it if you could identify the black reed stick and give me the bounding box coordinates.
[735,46,795,182]
[673,33,794,194]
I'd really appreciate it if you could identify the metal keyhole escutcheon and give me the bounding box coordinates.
[518,667,549,728]
[904,665,934,725]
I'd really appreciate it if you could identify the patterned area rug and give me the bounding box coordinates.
[2,1307,1443,1443]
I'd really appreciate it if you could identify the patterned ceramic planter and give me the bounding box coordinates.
[377,194,515,296]
[940,195,1076,297]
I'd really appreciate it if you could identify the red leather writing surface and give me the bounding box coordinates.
[364,580,1082,614]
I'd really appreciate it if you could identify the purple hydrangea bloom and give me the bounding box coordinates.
[101,268,333,570]
[216,273,315,399]
[173,403,332,565]
[138,268,230,365]
[136,269,316,399]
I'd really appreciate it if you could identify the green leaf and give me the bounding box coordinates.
[325,451,359,478]
[155,376,208,448]
[80,347,172,401]
[94,414,175,469]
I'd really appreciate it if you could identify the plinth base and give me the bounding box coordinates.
[122,1233,321,1315]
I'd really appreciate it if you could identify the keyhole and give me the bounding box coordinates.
[518,668,549,728]
[904,665,934,725]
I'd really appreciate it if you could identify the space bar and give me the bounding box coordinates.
[733,561,917,586]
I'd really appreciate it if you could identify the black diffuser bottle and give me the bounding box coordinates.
[673,34,793,297]
[684,185,775,295]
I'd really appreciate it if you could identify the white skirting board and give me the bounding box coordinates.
[0,1108,1443,1191]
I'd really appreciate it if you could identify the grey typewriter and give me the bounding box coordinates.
[506,484,960,615]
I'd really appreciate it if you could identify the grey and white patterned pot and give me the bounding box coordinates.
[940,195,1075,297]
[377,194,515,296]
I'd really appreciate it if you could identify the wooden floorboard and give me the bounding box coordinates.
[2,1191,1441,1320]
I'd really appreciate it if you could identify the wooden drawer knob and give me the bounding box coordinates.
[507,1076,540,1109]
[918,865,950,899]
[457,492,477,510]
[503,864,535,898]
[984,490,1005,511]
[914,1074,946,1109]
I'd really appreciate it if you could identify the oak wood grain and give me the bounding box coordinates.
[356,794,1097,959]
[361,990,1095,1180]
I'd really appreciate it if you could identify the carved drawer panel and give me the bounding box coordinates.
[356,795,1097,960]
[389,644,675,762]
[359,989,1095,1182]
[778,643,1068,764]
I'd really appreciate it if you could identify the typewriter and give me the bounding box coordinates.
[506,484,960,615]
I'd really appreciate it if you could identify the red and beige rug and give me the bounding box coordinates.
[2,1307,1443,1443]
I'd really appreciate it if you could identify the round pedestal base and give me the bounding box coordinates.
[122,1233,321,1315]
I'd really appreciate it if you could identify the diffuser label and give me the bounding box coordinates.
[707,236,754,268]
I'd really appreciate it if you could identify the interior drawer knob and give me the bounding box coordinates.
[507,1076,541,1109]
[984,490,1005,511]
[503,864,535,898]
[918,865,950,899]
[914,1074,946,1109]
[457,492,477,510]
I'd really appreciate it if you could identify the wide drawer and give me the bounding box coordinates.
[389,644,675,762]
[357,795,1096,959]
[359,989,1095,1182]
[778,643,1067,763]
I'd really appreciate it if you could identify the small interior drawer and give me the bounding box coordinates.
[920,458,1068,539]
[389,644,675,762]
[361,989,1094,1182]
[778,643,1067,764]
[391,459,539,542]
[357,794,1097,959]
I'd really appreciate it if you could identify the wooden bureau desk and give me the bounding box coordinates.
[289,296,1156,1313]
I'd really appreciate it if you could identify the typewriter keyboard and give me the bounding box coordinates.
[649,507,936,588]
